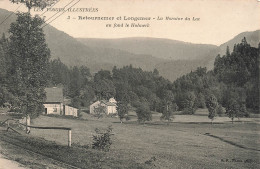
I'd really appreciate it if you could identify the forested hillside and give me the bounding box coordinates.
[1,31,258,117]
[172,38,259,115]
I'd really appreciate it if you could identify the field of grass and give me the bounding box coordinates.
[19,109,259,169]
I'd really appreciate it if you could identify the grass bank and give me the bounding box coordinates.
[0,131,150,169]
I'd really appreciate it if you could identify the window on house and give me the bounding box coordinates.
[53,108,57,112]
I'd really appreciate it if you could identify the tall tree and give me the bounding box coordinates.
[94,79,116,100]
[0,34,9,87]
[117,101,129,123]
[226,99,240,123]
[160,101,177,124]
[136,102,152,124]
[226,46,230,57]
[8,13,50,119]
[206,94,218,124]
[182,92,197,114]
[69,66,84,97]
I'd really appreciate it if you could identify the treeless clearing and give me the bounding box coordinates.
[24,109,259,169]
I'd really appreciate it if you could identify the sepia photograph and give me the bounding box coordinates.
[0,0,259,168]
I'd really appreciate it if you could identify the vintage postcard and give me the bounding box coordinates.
[0,0,259,168]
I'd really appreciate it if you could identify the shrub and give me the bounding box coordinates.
[182,107,196,115]
[92,126,113,152]
[93,103,106,119]
[216,104,225,117]
[240,104,249,118]
[117,101,129,123]
[136,102,152,123]
[226,99,240,123]
[206,94,218,124]
[160,102,176,123]
[181,92,197,114]
[125,115,131,121]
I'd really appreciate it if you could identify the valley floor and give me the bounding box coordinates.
[0,109,259,169]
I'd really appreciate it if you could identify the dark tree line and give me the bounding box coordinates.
[47,38,259,122]
[0,22,258,122]
[214,38,259,111]
[172,38,259,120]
[48,63,174,115]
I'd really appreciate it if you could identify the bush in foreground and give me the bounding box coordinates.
[92,126,113,152]
[0,131,148,168]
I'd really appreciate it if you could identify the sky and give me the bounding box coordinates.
[0,0,259,45]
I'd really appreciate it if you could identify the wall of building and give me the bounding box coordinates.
[90,101,101,114]
[43,103,63,115]
[64,105,78,117]
[107,105,117,114]
[90,100,117,115]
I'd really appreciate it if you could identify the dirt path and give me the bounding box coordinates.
[0,128,67,169]
[0,154,26,169]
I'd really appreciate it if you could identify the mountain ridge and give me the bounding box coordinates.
[0,8,259,81]
[77,37,217,61]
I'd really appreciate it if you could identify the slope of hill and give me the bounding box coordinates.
[77,37,217,60]
[154,60,206,81]
[77,32,259,81]
[1,8,259,82]
[219,30,260,55]
[43,26,164,72]
[204,30,260,69]
[43,25,97,66]
[0,8,96,67]
[0,8,166,73]
[0,9,16,36]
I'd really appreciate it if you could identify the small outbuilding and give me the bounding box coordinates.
[64,105,78,117]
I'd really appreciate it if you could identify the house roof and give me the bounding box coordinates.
[45,88,63,103]
[90,100,117,107]
[104,102,117,106]
[109,98,117,103]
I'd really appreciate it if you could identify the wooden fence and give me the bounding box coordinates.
[1,119,72,147]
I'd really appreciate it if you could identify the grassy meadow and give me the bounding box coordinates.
[23,109,260,169]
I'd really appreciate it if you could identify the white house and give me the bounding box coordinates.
[104,101,117,114]
[43,87,78,117]
[43,87,64,115]
[90,98,117,115]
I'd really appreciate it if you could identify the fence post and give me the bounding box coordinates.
[7,120,9,131]
[26,115,30,134]
[68,130,71,147]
